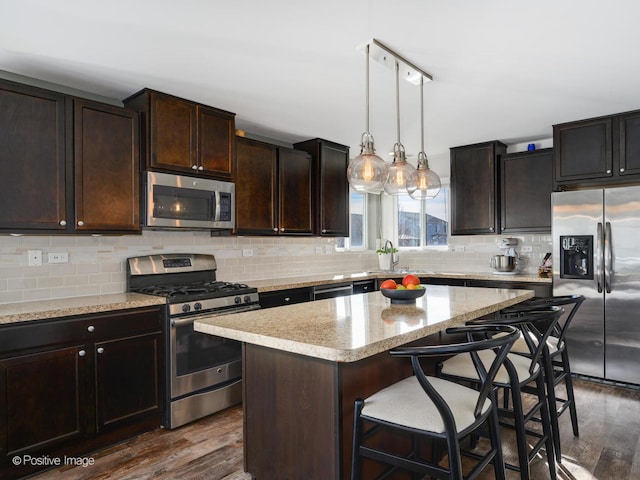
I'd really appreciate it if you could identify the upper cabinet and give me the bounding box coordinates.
[124,89,235,179]
[0,80,66,231]
[554,109,640,189]
[235,136,312,235]
[450,141,507,235]
[500,148,553,233]
[294,138,350,237]
[0,79,140,234]
[73,99,140,232]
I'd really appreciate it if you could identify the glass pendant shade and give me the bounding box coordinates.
[384,144,416,195]
[407,152,441,199]
[347,133,389,193]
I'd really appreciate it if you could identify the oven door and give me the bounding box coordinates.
[170,315,242,399]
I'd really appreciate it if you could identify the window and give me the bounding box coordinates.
[336,191,366,249]
[397,188,448,248]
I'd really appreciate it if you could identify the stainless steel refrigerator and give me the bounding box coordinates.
[552,186,640,384]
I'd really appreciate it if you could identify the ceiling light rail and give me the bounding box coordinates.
[356,39,433,86]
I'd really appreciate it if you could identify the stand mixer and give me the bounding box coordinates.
[490,238,520,274]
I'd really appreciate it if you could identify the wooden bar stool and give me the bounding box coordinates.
[351,324,519,480]
[498,294,585,461]
[439,307,563,480]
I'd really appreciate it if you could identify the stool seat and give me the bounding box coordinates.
[441,349,538,385]
[362,375,491,434]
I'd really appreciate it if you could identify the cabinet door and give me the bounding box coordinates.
[500,149,553,233]
[0,346,87,458]
[235,137,278,235]
[198,106,235,177]
[278,148,312,235]
[149,92,197,172]
[554,117,613,183]
[317,141,349,236]
[450,141,506,235]
[618,111,640,177]
[0,81,67,231]
[94,333,162,431]
[74,99,140,232]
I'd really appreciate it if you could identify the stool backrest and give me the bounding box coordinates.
[391,325,519,424]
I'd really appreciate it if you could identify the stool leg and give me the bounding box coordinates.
[488,393,506,480]
[543,349,562,462]
[351,399,364,480]
[509,383,531,480]
[561,350,580,437]
[536,374,557,480]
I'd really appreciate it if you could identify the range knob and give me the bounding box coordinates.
[194,302,203,311]
[244,295,252,304]
[182,304,191,313]
[234,296,242,304]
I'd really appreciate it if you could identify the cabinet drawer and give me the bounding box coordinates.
[259,288,312,309]
[0,307,163,355]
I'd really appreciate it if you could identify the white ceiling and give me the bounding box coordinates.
[3,0,640,177]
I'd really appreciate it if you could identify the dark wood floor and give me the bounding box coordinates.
[31,378,640,480]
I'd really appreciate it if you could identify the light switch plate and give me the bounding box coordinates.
[28,250,42,266]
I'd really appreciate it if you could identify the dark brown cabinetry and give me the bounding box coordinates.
[0,79,140,234]
[0,80,66,231]
[554,109,640,189]
[294,138,350,237]
[450,141,507,235]
[0,307,164,479]
[124,89,235,179]
[73,98,140,232]
[259,287,313,309]
[235,136,312,235]
[500,148,553,233]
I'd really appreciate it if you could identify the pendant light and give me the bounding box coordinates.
[346,44,389,193]
[406,76,441,199]
[384,60,416,196]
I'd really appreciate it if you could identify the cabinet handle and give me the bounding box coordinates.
[606,169,612,174]
[97,347,105,354]
[284,297,291,302]
[77,220,84,227]
[273,227,278,232]
[59,220,67,226]
[87,325,95,332]
[78,350,86,357]
[280,228,285,232]
[198,165,204,171]
[191,165,198,170]
[322,229,327,233]
[620,168,626,172]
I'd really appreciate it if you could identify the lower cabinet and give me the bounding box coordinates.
[0,306,164,479]
[259,287,312,309]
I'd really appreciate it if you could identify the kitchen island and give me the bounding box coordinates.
[194,285,534,480]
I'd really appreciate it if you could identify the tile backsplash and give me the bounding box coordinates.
[0,231,552,305]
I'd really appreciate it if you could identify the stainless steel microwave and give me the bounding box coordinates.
[145,171,235,230]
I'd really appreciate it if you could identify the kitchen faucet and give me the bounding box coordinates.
[383,240,399,271]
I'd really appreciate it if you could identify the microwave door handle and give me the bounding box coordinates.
[213,191,221,222]
[604,221,613,293]
[596,222,604,293]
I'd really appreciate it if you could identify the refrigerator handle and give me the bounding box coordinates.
[596,222,604,293]
[605,221,612,293]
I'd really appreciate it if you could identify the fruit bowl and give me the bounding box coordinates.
[380,287,426,304]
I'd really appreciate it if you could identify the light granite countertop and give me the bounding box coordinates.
[194,285,535,363]
[0,293,166,325]
[250,270,551,292]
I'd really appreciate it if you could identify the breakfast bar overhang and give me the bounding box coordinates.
[194,285,534,479]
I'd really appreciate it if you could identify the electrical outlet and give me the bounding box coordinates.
[48,252,69,263]
[454,245,465,252]
[521,246,533,253]
[315,247,323,254]
[242,249,253,257]
[28,250,42,267]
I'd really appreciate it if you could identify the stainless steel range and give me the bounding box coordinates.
[126,253,259,429]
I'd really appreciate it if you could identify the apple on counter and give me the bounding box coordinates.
[380,275,424,291]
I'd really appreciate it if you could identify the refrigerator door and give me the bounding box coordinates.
[604,185,640,384]
[552,189,605,378]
